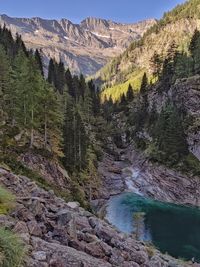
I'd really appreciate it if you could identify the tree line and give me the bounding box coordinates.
[0,24,110,191]
[103,28,200,167]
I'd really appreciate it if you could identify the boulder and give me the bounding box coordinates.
[66,202,80,210]
[56,209,73,225]
[27,220,43,237]
[32,251,47,261]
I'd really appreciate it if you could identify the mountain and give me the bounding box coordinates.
[0,14,156,76]
[98,0,200,100]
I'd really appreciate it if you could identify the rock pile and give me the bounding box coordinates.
[0,168,193,266]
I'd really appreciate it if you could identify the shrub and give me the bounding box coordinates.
[0,228,26,267]
[0,187,15,214]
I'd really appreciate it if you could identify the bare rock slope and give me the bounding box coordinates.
[0,14,156,75]
[0,167,192,267]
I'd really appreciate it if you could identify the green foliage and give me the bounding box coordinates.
[101,69,145,102]
[126,84,134,102]
[0,45,11,123]
[181,153,200,176]
[140,72,148,95]
[0,24,110,206]
[98,0,200,101]
[0,25,63,153]
[150,52,163,80]
[0,187,15,214]
[0,228,26,267]
[34,49,44,76]
[151,104,189,165]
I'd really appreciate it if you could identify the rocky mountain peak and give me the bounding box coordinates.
[0,14,156,75]
[80,17,110,31]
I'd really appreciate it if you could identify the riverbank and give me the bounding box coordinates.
[95,145,200,211]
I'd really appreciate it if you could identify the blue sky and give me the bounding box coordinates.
[1,0,186,23]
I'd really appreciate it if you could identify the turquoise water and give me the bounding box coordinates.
[106,193,200,262]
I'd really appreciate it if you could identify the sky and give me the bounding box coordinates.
[0,0,186,23]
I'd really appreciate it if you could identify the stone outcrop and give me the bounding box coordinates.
[147,76,200,161]
[0,167,192,266]
[123,147,200,207]
[20,152,70,191]
[0,14,156,76]
[96,143,200,212]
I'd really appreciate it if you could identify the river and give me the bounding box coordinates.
[106,192,200,262]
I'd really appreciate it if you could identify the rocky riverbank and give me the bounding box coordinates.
[96,146,200,210]
[0,166,195,267]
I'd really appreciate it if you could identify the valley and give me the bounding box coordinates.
[1,0,200,266]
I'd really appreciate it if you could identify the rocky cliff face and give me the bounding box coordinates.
[0,14,156,75]
[146,76,200,161]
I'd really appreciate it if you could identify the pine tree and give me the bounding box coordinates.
[120,93,127,105]
[14,33,28,57]
[154,104,188,163]
[126,84,134,102]
[0,45,11,124]
[26,57,43,148]
[63,94,75,170]
[55,61,65,94]
[12,51,28,126]
[189,29,200,55]
[79,74,87,100]
[140,73,148,95]
[47,58,56,86]
[72,75,80,101]
[65,69,75,98]
[75,107,88,170]
[35,49,44,76]
[189,29,200,74]
[81,85,93,124]
[150,52,163,79]
[39,81,62,148]
[173,51,193,79]
[93,87,101,116]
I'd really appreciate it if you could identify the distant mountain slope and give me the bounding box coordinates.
[0,15,156,75]
[97,0,200,100]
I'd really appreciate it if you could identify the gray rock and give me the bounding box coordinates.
[32,251,47,261]
[27,220,43,237]
[66,202,80,210]
[57,209,73,225]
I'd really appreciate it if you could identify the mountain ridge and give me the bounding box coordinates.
[98,0,200,100]
[0,14,156,75]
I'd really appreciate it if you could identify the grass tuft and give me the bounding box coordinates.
[0,187,15,215]
[0,228,26,267]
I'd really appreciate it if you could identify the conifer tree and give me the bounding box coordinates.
[39,81,62,148]
[0,45,11,124]
[35,49,44,76]
[150,52,163,79]
[154,104,188,163]
[189,29,200,74]
[63,94,75,170]
[55,61,65,94]
[140,73,148,95]
[47,58,56,86]
[65,69,75,98]
[79,74,87,100]
[189,29,200,56]
[93,87,101,116]
[173,51,193,79]
[126,84,134,102]
[120,93,127,106]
